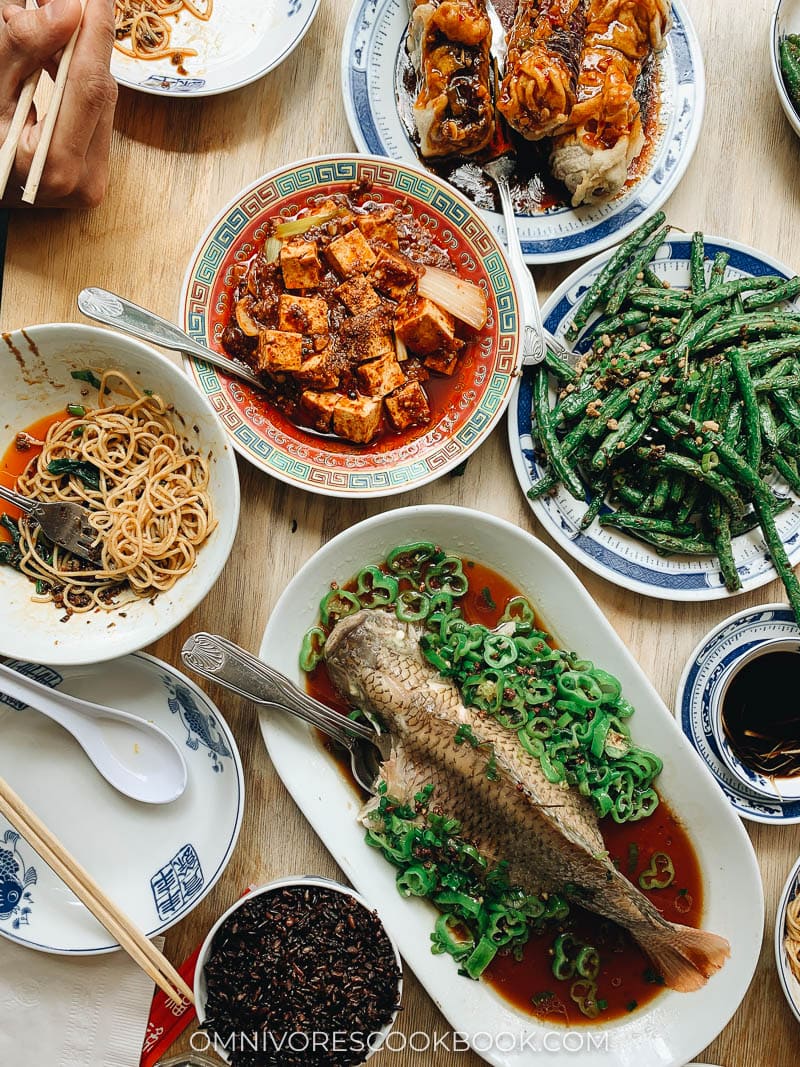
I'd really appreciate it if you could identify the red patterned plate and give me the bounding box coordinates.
[180,154,521,497]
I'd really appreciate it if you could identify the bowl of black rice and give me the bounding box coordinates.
[194,876,403,1066]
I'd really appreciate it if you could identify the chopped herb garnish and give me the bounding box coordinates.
[643,966,665,985]
[0,513,21,545]
[143,389,153,396]
[71,426,85,437]
[66,404,86,417]
[70,369,102,390]
[454,722,479,748]
[479,586,497,610]
[485,749,498,781]
[626,1000,638,1012]
[597,999,608,1011]
[626,841,639,876]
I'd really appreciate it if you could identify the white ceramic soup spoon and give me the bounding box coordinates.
[0,662,188,804]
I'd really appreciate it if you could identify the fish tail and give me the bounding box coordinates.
[639,922,731,992]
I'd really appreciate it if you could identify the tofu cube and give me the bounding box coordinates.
[357,355,406,398]
[339,308,396,364]
[301,390,342,433]
[424,347,460,376]
[297,348,340,390]
[333,395,383,443]
[385,381,431,431]
[335,277,382,315]
[356,207,399,249]
[368,248,421,300]
[280,239,323,290]
[256,329,303,374]
[278,294,329,338]
[395,295,455,356]
[325,229,377,278]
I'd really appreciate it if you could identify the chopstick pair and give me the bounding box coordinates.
[0,0,86,204]
[0,774,195,1006]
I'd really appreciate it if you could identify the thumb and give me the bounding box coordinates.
[0,0,83,87]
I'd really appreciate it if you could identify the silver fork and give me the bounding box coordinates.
[180,633,391,794]
[483,157,579,369]
[0,484,100,564]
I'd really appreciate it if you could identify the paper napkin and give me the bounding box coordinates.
[0,936,163,1066]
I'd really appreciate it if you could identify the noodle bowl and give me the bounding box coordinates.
[10,370,216,615]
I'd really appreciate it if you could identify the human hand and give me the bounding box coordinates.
[0,0,117,207]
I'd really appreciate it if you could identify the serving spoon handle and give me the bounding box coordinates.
[76,287,264,391]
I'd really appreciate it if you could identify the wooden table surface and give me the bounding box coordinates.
[1,1,798,1063]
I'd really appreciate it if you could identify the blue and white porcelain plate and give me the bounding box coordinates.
[675,604,800,824]
[111,0,320,98]
[775,854,800,1024]
[509,235,800,601]
[0,654,244,954]
[341,0,704,264]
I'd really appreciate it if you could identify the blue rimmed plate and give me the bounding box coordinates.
[0,654,244,954]
[508,235,800,601]
[111,0,320,98]
[775,855,800,1024]
[341,0,705,264]
[675,604,800,824]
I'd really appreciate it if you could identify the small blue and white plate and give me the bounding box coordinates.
[112,0,320,98]
[775,854,800,1024]
[0,654,244,954]
[509,235,800,601]
[675,604,800,824]
[341,0,704,264]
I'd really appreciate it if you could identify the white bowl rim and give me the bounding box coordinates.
[194,875,404,1065]
[774,852,800,1025]
[0,322,241,666]
[770,0,800,139]
[178,151,523,499]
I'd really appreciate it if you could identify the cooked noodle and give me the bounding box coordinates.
[13,370,216,615]
[787,892,800,983]
[113,0,212,63]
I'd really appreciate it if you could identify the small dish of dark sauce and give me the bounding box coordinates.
[720,641,800,790]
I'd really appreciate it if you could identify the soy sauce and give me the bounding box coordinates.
[721,650,800,779]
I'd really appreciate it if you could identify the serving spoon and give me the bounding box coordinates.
[0,662,188,804]
[180,633,390,794]
[76,287,264,391]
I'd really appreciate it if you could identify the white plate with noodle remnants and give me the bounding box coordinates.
[111,0,321,98]
[0,323,239,667]
[0,653,243,954]
[341,0,705,264]
[258,505,762,1067]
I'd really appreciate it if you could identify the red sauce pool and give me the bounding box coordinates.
[305,557,705,1025]
[0,412,63,536]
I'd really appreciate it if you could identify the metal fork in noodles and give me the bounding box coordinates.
[0,485,101,565]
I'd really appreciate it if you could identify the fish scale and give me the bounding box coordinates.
[325,607,730,993]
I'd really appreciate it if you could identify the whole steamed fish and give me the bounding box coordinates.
[325,608,729,993]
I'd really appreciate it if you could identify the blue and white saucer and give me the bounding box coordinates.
[341,0,704,264]
[0,653,244,954]
[775,854,800,1025]
[675,604,800,824]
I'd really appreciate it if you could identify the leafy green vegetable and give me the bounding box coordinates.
[46,458,101,491]
[70,369,102,389]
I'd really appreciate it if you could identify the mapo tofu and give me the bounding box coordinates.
[220,187,488,445]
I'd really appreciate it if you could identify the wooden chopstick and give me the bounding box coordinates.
[21,0,86,204]
[0,0,41,200]
[0,775,195,1005]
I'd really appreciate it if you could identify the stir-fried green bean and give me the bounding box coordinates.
[526,217,800,618]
